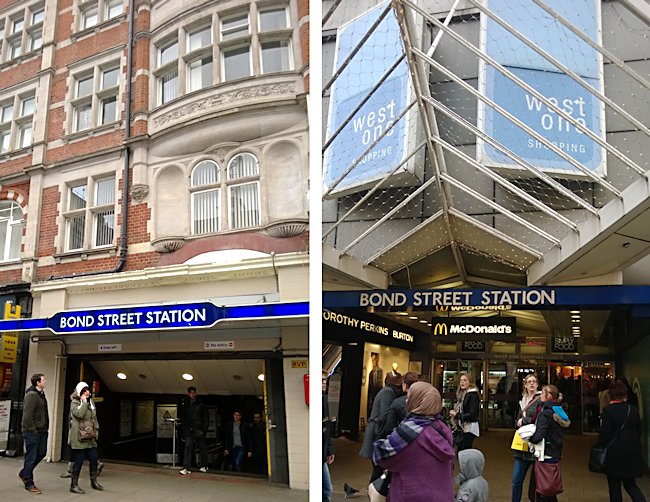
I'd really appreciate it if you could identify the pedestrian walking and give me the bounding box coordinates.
[528,385,571,502]
[18,373,49,494]
[223,411,252,472]
[373,382,455,501]
[512,373,543,502]
[386,371,419,431]
[456,448,489,502]
[599,380,646,502]
[68,381,103,494]
[179,386,209,475]
[359,374,403,484]
[449,373,480,451]
[250,412,268,475]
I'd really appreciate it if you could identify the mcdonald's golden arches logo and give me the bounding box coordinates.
[435,305,449,312]
[433,323,448,336]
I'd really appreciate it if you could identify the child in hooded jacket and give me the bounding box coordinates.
[455,448,489,502]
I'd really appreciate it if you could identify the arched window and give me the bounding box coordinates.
[191,160,220,234]
[227,153,260,229]
[0,201,23,261]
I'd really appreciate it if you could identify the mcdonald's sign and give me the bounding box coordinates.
[435,306,449,312]
[431,317,516,341]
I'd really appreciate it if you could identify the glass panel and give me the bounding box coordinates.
[76,103,92,131]
[188,26,211,52]
[102,67,119,88]
[10,39,21,59]
[9,221,21,259]
[77,76,93,98]
[19,124,32,147]
[192,189,219,234]
[0,130,9,153]
[67,214,85,250]
[221,13,249,40]
[32,9,45,25]
[107,0,123,19]
[188,56,213,92]
[21,97,34,116]
[95,178,115,205]
[0,220,7,260]
[550,363,582,433]
[83,6,98,29]
[101,96,117,124]
[581,363,614,433]
[161,69,178,104]
[228,153,258,179]
[261,40,290,73]
[260,8,287,31]
[433,360,483,416]
[1,105,13,123]
[229,182,259,229]
[13,18,24,33]
[223,46,250,81]
[191,160,218,186]
[160,40,178,66]
[30,29,42,51]
[69,184,88,210]
[94,209,114,246]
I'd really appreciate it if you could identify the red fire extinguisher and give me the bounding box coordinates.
[303,374,309,406]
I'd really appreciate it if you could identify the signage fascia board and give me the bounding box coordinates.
[322,1,424,198]
[431,317,516,341]
[476,0,606,177]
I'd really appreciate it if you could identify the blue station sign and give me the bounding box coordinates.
[0,301,309,335]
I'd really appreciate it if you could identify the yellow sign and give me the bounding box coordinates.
[1,303,20,363]
[433,323,448,336]
[291,360,308,369]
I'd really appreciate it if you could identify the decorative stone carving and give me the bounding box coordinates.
[151,236,186,253]
[152,83,296,128]
[130,184,150,203]
[265,219,308,238]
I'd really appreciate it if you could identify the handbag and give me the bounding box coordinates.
[368,471,390,502]
[78,419,96,441]
[511,430,529,452]
[452,427,464,447]
[589,404,630,473]
[534,461,563,497]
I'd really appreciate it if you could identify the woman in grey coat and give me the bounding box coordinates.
[359,374,403,483]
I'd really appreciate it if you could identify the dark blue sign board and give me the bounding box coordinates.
[478,0,605,175]
[323,286,650,309]
[0,301,309,335]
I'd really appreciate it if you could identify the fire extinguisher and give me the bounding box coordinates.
[303,374,309,406]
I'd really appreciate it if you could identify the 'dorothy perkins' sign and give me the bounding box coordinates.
[50,303,222,334]
[478,0,605,175]
[322,1,414,197]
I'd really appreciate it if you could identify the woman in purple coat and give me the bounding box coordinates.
[373,382,455,502]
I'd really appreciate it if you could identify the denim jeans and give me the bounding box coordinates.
[323,462,333,502]
[512,457,535,502]
[19,431,48,488]
[71,447,99,476]
[232,446,246,472]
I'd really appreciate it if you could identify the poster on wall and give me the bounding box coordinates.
[119,400,132,438]
[0,399,10,451]
[135,400,154,434]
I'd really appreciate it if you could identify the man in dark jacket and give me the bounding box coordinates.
[19,373,49,494]
[250,412,267,475]
[386,371,418,431]
[224,411,252,472]
[179,386,209,475]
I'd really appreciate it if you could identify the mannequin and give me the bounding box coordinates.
[367,353,383,417]
[384,362,401,385]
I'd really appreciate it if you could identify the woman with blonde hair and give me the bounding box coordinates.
[373,382,455,501]
[449,373,480,450]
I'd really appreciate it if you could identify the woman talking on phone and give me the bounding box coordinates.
[68,382,103,494]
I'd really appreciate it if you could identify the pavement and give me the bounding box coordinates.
[0,457,308,501]
[329,429,650,501]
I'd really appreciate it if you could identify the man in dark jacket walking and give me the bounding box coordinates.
[179,386,209,475]
[19,373,49,494]
[224,411,252,472]
[250,412,267,475]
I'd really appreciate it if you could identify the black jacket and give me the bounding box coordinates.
[529,401,571,460]
[386,394,407,432]
[22,386,49,434]
[458,389,480,424]
[224,421,252,453]
[323,395,334,462]
[599,402,644,478]
[180,397,208,435]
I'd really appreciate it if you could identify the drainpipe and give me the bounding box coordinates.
[49,0,135,280]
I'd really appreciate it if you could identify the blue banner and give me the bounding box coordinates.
[479,0,605,174]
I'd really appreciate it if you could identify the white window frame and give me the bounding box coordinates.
[0,92,36,154]
[63,175,116,252]
[0,200,23,262]
[1,2,45,62]
[226,153,261,230]
[76,0,123,32]
[190,160,221,235]
[70,62,121,133]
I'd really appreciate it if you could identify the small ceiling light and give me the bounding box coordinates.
[572,319,580,323]
[117,372,127,380]
[419,319,428,324]
[257,373,265,382]
[571,314,581,319]
[397,312,409,316]
[570,310,580,314]
[182,373,194,381]
[408,316,418,320]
